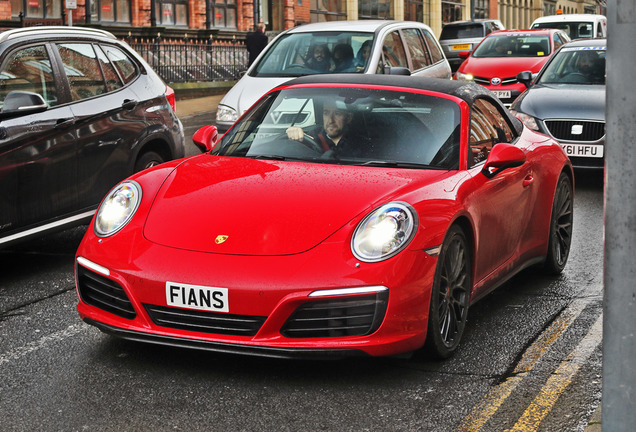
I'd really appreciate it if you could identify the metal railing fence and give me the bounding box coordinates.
[131,41,248,83]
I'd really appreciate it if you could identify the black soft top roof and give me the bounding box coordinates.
[283,74,523,134]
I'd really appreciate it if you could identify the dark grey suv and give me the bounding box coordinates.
[0,26,185,248]
[439,19,505,71]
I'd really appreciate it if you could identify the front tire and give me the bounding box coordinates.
[134,151,165,172]
[543,173,573,274]
[424,225,471,359]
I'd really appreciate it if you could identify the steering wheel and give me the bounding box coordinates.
[275,131,324,155]
[563,72,587,83]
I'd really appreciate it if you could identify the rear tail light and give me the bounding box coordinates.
[166,86,176,113]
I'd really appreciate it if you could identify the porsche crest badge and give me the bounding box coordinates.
[215,235,229,244]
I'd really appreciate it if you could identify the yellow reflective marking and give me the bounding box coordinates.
[509,314,602,431]
[455,299,589,432]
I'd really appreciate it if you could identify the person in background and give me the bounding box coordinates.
[306,44,331,72]
[333,44,356,72]
[246,22,268,67]
[355,40,372,70]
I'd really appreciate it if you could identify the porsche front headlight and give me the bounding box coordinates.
[352,202,418,262]
[94,181,142,237]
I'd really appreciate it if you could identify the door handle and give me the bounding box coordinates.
[523,175,534,187]
[54,118,75,129]
[122,99,138,110]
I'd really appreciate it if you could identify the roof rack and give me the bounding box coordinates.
[0,26,116,43]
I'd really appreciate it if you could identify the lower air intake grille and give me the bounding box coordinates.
[77,265,136,319]
[545,120,605,142]
[144,304,266,337]
[281,292,389,338]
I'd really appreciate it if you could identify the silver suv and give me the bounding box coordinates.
[439,19,505,71]
[216,20,451,133]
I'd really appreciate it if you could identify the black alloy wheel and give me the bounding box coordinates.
[424,225,471,359]
[543,173,574,274]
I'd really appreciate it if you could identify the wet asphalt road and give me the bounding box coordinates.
[0,111,605,431]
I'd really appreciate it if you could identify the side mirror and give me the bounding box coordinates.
[516,71,534,89]
[458,51,471,59]
[481,143,526,178]
[192,125,219,153]
[0,91,48,119]
[385,66,411,76]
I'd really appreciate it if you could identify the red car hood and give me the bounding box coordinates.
[143,155,444,256]
[462,56,549,77]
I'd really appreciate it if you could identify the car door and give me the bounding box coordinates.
[0,43,78,238]
[54,41,145,208]
[464,98,535,291]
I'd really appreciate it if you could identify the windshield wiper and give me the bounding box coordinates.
[359,160,432,169]
[244,154,287,161]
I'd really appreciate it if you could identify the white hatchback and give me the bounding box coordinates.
[215,20,452,132]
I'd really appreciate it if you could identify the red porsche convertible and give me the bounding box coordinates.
[75,75,573,359]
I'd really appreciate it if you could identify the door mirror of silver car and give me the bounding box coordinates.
[481,143,526,178]
[193,125,220,153]
[385,66,411,76]
[0,91,48,119]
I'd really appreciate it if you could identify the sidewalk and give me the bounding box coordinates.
[176,93,226,118]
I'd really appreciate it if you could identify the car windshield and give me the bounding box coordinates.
[215,87,462,170]
[538,46,606,85]
[532,22,594,39]
[440,24,484,40]
[252,31,375,77]
[473,34,551,57]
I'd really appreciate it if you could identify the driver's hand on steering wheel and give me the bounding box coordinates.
[286,126,304,141]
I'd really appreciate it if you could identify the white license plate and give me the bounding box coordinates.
[166,282,229,312]
[492,90,511,99]
[560,144,604,158]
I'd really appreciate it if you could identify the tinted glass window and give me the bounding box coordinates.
[217,87,462,169]
[95,45,123,92]
[0,45,58,108]
[102,45,138,84]
[539,46,606,85]
[473,34,551,58]
[382,32,408,68]
[57,43,107,101]
[402,28,431,70]
[470,98,514,166]
[440,24,484,40]
[421,29,445,63]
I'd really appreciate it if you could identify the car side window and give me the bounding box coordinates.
[95,45,123,92]
[57,43,107,101]
[0,45,59,108]
[402,28,431,70]
[381,31,408,68]
[469,98,514,167]
[421,29,445,63]
[101,45,138,84]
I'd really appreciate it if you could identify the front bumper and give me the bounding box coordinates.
[75,231,436,358]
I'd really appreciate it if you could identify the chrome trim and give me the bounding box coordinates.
[77,257,110,276]
[308,286,388,298]
[0,210,94,245]
[425,245,442,256]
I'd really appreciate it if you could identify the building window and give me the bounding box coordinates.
[359,0,393,19]
[310,0,347,22]
[474,0,488,19]
[442,1,464,23]
[212,0,237,28]
[155,0,188,26]
[91,0,131,23]
[11,0,62,19]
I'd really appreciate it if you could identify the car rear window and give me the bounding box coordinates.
[440,24,484,40]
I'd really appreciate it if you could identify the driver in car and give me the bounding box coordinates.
[285,99,369,157]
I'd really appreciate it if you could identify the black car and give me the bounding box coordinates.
[511,39,606,170]
[0,26,185,248]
